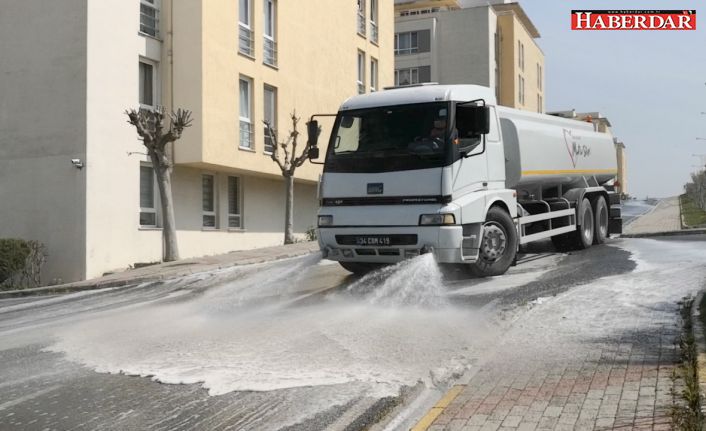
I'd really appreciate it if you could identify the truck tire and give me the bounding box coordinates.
[571,198,594,250]
[468,207,518,277]
[339,261,384,275]
[592,195,608,244]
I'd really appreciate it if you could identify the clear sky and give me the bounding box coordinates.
[517,1,706,198]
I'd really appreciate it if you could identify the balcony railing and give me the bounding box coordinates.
[239,24,254,57]
[240,121,253,149]
[263,126,275,153]
[370,21,378,44]
[264,37,278,67]
[356,12,366,36]
[140,3,159,37]
[357,82,365,95]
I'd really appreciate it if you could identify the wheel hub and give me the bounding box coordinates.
[480,223,507,262]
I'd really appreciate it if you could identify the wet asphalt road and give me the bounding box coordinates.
[0,234,701,431]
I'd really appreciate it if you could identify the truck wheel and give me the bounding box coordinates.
[339,262,384,275]
[468,207,518,277]
[571,198,594,249]
[592,195,608,244]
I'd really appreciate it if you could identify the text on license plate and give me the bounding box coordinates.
[355,236,391,246]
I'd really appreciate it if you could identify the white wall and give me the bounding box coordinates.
[84,0,165,279]
[0,0,88,284]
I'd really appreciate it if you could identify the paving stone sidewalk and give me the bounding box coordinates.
[624,197,681,235]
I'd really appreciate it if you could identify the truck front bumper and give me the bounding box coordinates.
[317,225,474,264]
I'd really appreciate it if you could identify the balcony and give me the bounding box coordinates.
[238,24,254,57]
[264,37,277,67]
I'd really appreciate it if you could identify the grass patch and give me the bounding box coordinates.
[680,194,706,228]
[671,296,703,430]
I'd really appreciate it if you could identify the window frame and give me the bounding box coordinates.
[139,59,158,109]
[263,0,277,66]
[139,0,160,38]
[357,0,367,37]
[369,0,378,44]
[239,75,254,150]
[394,67,419,86]
[357,50,366,94]
[238,0,255,57]
[201,173,218,229]
[263,84,277,154]
[227,176,243,229]
[139,164,158,228]
[394,31,419,56]
[370,57,378,92]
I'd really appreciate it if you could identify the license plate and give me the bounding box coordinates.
[355,236,392,246]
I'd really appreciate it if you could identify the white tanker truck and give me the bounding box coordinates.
[305,84,621,276]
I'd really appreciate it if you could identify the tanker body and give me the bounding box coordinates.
[306,84,622,276]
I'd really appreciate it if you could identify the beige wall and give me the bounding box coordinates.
[174,0,395,183]
[497,12,544,112]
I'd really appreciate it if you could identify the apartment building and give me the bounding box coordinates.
[0,0,393,283]
[393,0,545,112]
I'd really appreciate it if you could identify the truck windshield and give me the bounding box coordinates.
[324,102,452,173]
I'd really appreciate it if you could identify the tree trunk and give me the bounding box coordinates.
[152,155,180,261]
[284,174,295,244]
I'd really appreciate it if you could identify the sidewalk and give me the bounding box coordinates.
[623,197,682,236]
[0,241,319,298]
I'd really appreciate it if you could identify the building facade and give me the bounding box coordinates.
[0,0,393,283]
[393,0,544,112]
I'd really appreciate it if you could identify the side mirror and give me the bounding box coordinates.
[456,105,490,136]
[308,146,320,160]
[307,120,319,147]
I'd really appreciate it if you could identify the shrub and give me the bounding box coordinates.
[0,239,46,290]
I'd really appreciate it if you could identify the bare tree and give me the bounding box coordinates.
[264,111,316,244]
[125,107,193,261]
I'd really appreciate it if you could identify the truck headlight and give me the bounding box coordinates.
[419,214,456,226]
[318,215,333,227]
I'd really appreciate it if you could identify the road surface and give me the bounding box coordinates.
[0,234,704,430]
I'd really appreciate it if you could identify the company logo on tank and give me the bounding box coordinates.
[563,129,591,168]
[571,10,696,30]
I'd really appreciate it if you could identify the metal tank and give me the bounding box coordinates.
[497,106,617,192]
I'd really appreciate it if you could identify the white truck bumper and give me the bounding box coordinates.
[317,225,472,264]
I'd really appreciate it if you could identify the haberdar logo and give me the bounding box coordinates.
[572,10,696,30]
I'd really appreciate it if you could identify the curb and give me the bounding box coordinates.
[691,290,706,416]
[0,244,320,299]
[410,385,465,431]
[621,229,706,239]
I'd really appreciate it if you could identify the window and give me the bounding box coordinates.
[239,76,253,149]
[202,174,217,228]
[139,165,157,226]
[370,58,378,92]
[140,0,159,37]
[369,0,378,43]
[518,41,525,70]
[357,0,366,36]
[228,176,242,228]
[537,94,543,113]
[394,32,418,55]
[263,0,277,66]
[394,67,419,86]
[263,85,277,153]
[139,60,156,108]
[537,63,543,91]
[518,75,525,105]
[239,0,254,56]
[357,51,365,94]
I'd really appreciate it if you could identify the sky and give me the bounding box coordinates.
[515,0,706,198]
